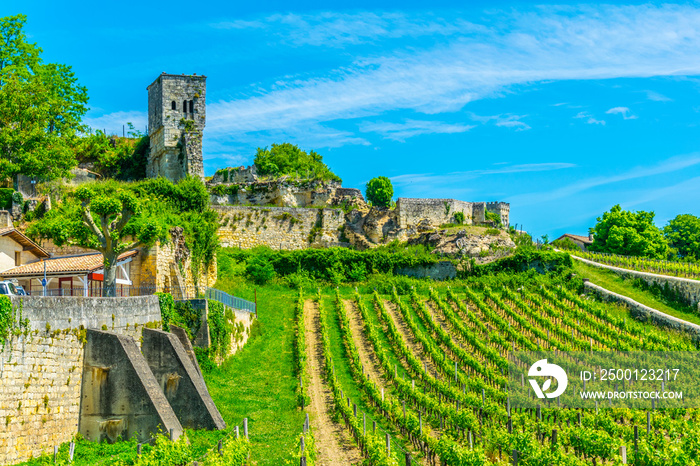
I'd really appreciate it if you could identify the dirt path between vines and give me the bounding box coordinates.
[304,300,363,466]
[342,299,385,388]
[382,300,441,380]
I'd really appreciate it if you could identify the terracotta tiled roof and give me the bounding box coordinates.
[0,228,49,258]
[1,250,138,277]
[557,234,593,245]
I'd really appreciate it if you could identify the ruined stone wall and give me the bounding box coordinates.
[395,198,475,229]
[139,241,217,298]
[0,296,161,464]
[486,202,510,227]
[209,180,364,209]
[215,205,347,250]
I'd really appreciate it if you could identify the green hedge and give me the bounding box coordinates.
[223,245,439,283]
[473,249,572,276]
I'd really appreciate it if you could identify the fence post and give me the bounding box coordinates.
[512,449,519,465]
[620,445,627,464]
[69,442,75,462]
[254,289,258,318]
[218,439,223,456]
[386,433,390,455]
[54,445,58,462]
[244,418,249,440]
[405,452,412,465]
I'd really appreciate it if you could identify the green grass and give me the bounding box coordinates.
[573,260,700,326]
[203,281,304,465]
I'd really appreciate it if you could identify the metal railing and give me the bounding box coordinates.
[18,285,257,313]
[206,288,256,313]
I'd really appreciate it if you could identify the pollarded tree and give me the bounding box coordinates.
[28,183,163,296]
[365,176,393,208]
[664,214,700,260]
[589,204,668,259]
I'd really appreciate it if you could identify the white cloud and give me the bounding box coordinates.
[82,111,148,135]
[208,4,700,138]
[210,12,484,47]
[574,112,606,125]
[606,106,638,119]
[508,154,700,206]
[360,119,474,141]
[644,90,672,102]
[391,163,576,190]
[468,113,531,131]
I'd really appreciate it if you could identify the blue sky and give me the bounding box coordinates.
[5,1,700,239]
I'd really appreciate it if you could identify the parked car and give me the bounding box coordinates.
[0,281,22,296]
[15,285,27,296]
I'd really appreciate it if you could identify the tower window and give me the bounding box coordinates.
[183,100,188,113]
[171,101,176,110]
[189,100,194,113]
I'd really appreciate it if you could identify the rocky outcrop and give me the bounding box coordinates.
[407,228,516,262]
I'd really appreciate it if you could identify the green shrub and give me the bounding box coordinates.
[0,188,13,210]
[155,292,174,331]
[365,176,393,208]
[485,210,502,227]
[0,296,12,347]
[245,254,276,285]
[454,211,465,225]
[170,301,202,339]
[551,237,580,251]
[208,300,232,360]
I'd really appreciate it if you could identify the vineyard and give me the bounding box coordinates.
[292,278,700,466]
[572,250,700,280]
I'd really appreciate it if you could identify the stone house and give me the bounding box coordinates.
[0,226,50,273]
[555,233,594,250]
[0,228,216,297]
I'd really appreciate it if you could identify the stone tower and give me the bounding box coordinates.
[146,73,206,181]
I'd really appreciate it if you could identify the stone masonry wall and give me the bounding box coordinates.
[0,333,83,464]
[573,255,700,311]
[215,205,347,250]
[0,296,161,464]
[147,73,206,181]
[395,198,475,229]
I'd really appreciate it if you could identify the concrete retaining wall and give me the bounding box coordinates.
[79,329,183,444]
[573,255,700,311]
[584,281,700,338]
[141,329,225,430]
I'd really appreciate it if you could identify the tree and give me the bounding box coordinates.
[365,176,393,208]
[664,214,700,259]
[589,204,668,258]
[253,143,341,181]
[28,183,163,296]
[0,15,88,181]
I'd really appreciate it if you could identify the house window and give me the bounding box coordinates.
[171,101,176,110]
[14,251,20,266]
[183,100,188,113]
[189,100,194,113]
